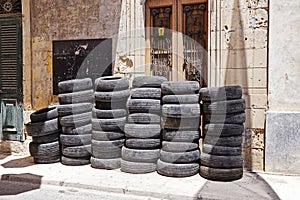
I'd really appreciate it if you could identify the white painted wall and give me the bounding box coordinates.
[269,1,300,112]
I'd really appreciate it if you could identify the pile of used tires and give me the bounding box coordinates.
[91,76,130,169]
[199,85,245,181]
[26,74,246,182]
[26,106,61,164]
[121,76,167,174]
[158,81,201,177]
[57,78,94,166]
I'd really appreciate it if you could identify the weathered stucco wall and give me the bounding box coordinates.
[30,0,122,109]
[265,0,300,175]
[268,1,300,112]
[210,0,268,171]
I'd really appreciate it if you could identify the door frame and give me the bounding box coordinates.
[145,0,208,82]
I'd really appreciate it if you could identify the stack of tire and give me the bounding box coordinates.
[26,106,61,164]
[121,76,167,174]
[158,81,201,177]
[91,76,130,169]
[57,78,94,166]
[199,85,245,181]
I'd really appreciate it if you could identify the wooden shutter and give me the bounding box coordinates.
[0,17,22,99]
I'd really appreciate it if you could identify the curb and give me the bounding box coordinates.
[1,172,204,200]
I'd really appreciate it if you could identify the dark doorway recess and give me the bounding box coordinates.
[53,38,113,95]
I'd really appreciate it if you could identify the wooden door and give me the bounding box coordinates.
[146,0,207,86]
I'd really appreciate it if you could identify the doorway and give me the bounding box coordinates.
[146,0,208,86]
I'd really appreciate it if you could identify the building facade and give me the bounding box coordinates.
[0,0,299,174]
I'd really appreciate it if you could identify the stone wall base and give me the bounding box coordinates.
[243,128,264,172]
[265,111,300,175]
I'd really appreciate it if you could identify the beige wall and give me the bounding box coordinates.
[209,0,268,171]
[210,0,268,129]
[27,0,122,110]
[269,1,300,112]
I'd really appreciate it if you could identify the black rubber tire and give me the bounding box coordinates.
[32,132,60,144]
[92,149,121,159]
[160,149,200,164]
[26,118,60,137]
[92,117,126,132]
[95,76,129,92]
[57,103,93,117]
[200,166,243,182]
[61,145,91,158]
[92,108,126,119]
[132,76,167,88]
[59,112,92,127]
[92,130,124,141]
[127,99,161,114]
[162,104,200,118]
[121,159,157,174]
[202,144,242,156]
[33,155,61,164]
[29,141,60,157]
[94,90,130,102]
[60,134,91,146]
[95,101,127,110]
[92,139,124,159]
[200,153,243,169]
[30,106,58,123]
[61,156,90,166]
[203,112,246,124]
[157,159,199,178]
[131,88,161,99]
[122,147,160,163]
[199,85,242,101]
[162,117,200,130]
[125,138,161,149]
[162,141,199,152]
[127,113,161,124]
[58,90,94,105]
[203,99,246,114]
[204,124,244,137]
[162,94,199,104]
[125,124,161,139]
[62,124,92,135]
[203,135,243,147]
[162,130,200,142]
[58,78,93,94]
[90,157,121,169]
[161,81,199,95]
[92,139,124,151]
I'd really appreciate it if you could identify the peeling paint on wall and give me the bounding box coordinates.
[30,0,122,109]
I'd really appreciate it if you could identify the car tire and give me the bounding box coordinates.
[30,106,58,123]
[132,76,167,88]
[90,157,121,169]
[157,159,199,178]
[58,78,93,94]
[121,159,157,174]
[95,76,129,92]
[161,81,199,95]
[125,124,161,139]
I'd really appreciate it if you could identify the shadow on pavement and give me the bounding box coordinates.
[0,173,42,196]
[196,172,280,200]
[0,154,11,160]
[1,156,35,168]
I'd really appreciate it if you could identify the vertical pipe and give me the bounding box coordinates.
[214,0,218,87]
[218,0,222,86]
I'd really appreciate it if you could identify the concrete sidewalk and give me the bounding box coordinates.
[0,154,299,200]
